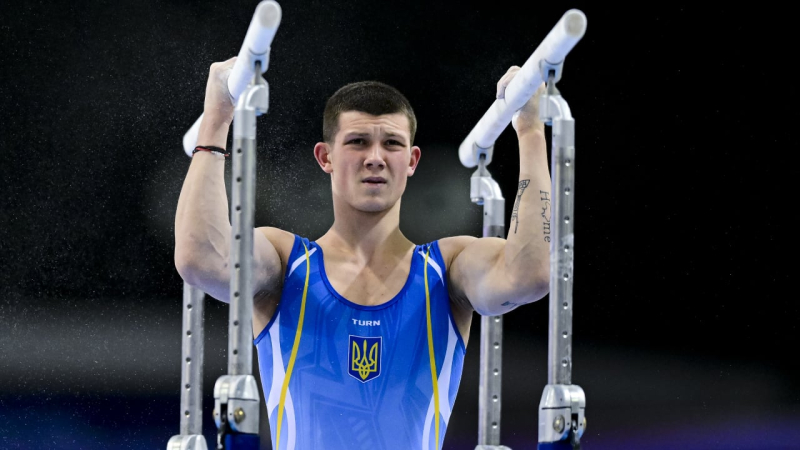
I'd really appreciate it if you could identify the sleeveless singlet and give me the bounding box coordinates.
[253,235,467,450]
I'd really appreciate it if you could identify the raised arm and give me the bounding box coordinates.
[174,57,283,303]
[448,66,551,316]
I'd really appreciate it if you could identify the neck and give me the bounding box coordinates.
[319,196,412,262]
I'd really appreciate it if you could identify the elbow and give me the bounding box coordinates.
[174,250,200,286]
[174,245,215,288]
[527,263,550,300]
[501,272,549,312]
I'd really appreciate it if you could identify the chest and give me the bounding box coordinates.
[324,254,414,307]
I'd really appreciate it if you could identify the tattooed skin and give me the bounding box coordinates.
[501,301,523,308]
[541,190,551,242]
[510,180,530,233]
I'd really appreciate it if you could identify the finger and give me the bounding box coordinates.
[497,66,521,98]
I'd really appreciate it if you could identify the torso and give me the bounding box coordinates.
[253,228,475,347]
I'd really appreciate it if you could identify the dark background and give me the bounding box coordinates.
[1,1,798,449]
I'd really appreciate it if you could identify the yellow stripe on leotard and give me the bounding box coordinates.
[276,241,310,449]
[424,246,440,448]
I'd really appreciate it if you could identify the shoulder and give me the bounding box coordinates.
[436,235,478,270]
[257,226,296,265]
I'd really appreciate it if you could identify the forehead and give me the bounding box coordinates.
[336,111,410,139]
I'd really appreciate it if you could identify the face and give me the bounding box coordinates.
[314,111,421,213]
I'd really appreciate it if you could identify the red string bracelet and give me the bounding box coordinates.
[192,146,230,158]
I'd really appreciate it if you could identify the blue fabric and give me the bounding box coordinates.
[224,433,259,450]
[254,235,466,450]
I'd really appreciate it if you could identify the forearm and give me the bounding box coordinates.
[504,129,551,290]
[174,118,233,279]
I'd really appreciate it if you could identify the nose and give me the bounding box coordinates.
[364,143,386,170]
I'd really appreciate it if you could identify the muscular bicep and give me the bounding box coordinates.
[448,236,529,316]
[181,227,286,304]
[252,227,290,298]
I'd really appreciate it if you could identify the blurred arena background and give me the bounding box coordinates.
[1,1,797,448]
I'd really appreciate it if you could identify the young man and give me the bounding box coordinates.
[174,56,550,449]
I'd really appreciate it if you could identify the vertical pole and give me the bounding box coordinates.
[211,65,264,450]
[537,84,586,449]
[181,282,206,436]
[546,115,575,387]
[229,101,257,378]
[476,156,506,447]
[478,314,504,445]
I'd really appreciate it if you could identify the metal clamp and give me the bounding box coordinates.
[539,59,565,86]
[214,375,261,435]
[538,384,586,444]
[470,157,505,238]
[167,435,209,450]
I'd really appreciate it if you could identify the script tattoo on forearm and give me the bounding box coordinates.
[510,180,530,233]
[541,190,551,242]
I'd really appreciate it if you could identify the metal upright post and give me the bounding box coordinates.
[167,283,209,450]
[536,66,586,450]
[212,62,269,450]
[472,154,512,450]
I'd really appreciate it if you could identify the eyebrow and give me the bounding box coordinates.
[343,131,406,140]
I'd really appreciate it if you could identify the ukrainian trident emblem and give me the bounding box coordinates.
[348,335,382,382]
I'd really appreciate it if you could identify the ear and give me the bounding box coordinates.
[407,146,421,176]
[314,142,333,174]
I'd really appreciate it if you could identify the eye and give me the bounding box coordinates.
[387,140,404,146]
[347,138,366,145]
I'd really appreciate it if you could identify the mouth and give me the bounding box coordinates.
[362,177,387,186]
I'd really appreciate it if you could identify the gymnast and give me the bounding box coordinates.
[174,56,550,449]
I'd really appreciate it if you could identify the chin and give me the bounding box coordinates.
[354,201,391,213]
[351,196,397,213]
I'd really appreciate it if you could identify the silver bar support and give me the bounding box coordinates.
[229,94,258,377]
[212,63,269,448]
[182,283,206,434]
[478,315,503,446]
[471,157,511,450]
[537,67,585,448]
[546,89,575,386]
[167,283,209,450]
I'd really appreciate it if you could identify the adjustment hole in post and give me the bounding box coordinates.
[494,317,500,323]
[492,395,498,402]
[564,216,570,223]
[235,234,241,240]
[234,320,239,326]
[185,384,190,389]
[187,304,192,309]
[236,206,241,211]
[186,357,191,362]
[236,177,242,183]
[237,148,242,154]
[235,263,240,269]
[233,349,238,355]
[565,187,571,195]
[493,369,499,375]
[493,342,500,349]
[185,411,190,417]
[186,331,192,336]
[234,292,239,297]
